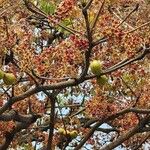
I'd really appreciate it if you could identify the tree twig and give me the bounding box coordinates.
[42,91,56,150]
[74,107,150,150]
[126,20,150,34]
[91,0,105,31]
[99,115,150,150]
[83,0,93,11]
[132,133,150,150]
[0,115,39,150]
[116,4,139,28]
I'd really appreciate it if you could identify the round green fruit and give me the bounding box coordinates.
[3,73,16,85]
[58,128,70,135]
[64,130,70,135]
[0,69,5,79]
[97,75,108,86]
[69,130,78,139]
[90,60,102,75]
[58,128,65,134]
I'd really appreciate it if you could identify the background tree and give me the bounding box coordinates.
[0,0,150,150]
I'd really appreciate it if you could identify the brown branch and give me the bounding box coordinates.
[108,6,134,30]
[56,98,68,137]
[58,23,83,35]
[74,120,104,150]
[83,0,93,11]
[103,47,149,73]
[116,4,139,28]
[43,91,56,150]
[0,115,39,150]
[70,108,86,118]
[132,133,150,150]
[79,7,93,79]
[0,110,41,122]
[32,69,71,81]
[92,36,108,46]
[0,46,149,115]
[23,0,82,35]
[129,108,150,114]
[91,0,105,31]
[99,115,150,150]
[80,118,99,128]
[0,87,39,115]
[96,127,118,134]
[74,108,150,150]
[139,127,150,133]
[85,46,150,80]
[93,21,150,46]
[126,20,150,34]
[23,0,47,18]
[101,125,139,150]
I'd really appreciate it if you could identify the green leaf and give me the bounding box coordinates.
[58,18,73,35]
[40,1,56,15]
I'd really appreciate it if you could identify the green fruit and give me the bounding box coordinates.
[0,69,5,79]
[58,128,65,134]
[69,130,78,139]
[3,73,16,85]
[97,75,108,86]
[58,128,69,135]
[90,60,102,75]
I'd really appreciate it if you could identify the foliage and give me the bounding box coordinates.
[0,0,150,149]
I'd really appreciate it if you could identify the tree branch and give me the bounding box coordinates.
[132,133,150,150]
[0,46,149,115]
[126,20,150,34]
[99,115,150,150]
[83,0,93,11]
[43,91,56,150]
[74,108,150,150]
[0,110,41,122]
[85,46,150,80]
[23,0,82,35]
[91,0,105,31]
[0,115,39,150]
[116,4,139,28]
[79,6,93,79]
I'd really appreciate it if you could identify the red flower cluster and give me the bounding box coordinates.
[70,35,89,50]
[85,98,119,119]
[48,0,76,25]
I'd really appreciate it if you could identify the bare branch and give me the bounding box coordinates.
[91,0,105,31]
[85,46,150,80]
[116,4,139,28]
[0,110,41,122]
[79,6,93,79]
[140,127,150,133]
[0,46,149,115]
[99,115,150,150]
[126,20,150,34]
[92,37,108,46]
[108,6,134,29]
[74,108,150,150]
[23,0,81,35]
[74,120,104,150]
[23,0,47,18]
[83,0,93,11]
[43,91,56,150]
[0,115,39,150]
[132,133,150,150]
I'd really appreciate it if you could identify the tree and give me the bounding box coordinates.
[0,0,150,149]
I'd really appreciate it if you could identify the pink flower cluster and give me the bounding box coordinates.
[70,35,89,50]
[48,0,76,25]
